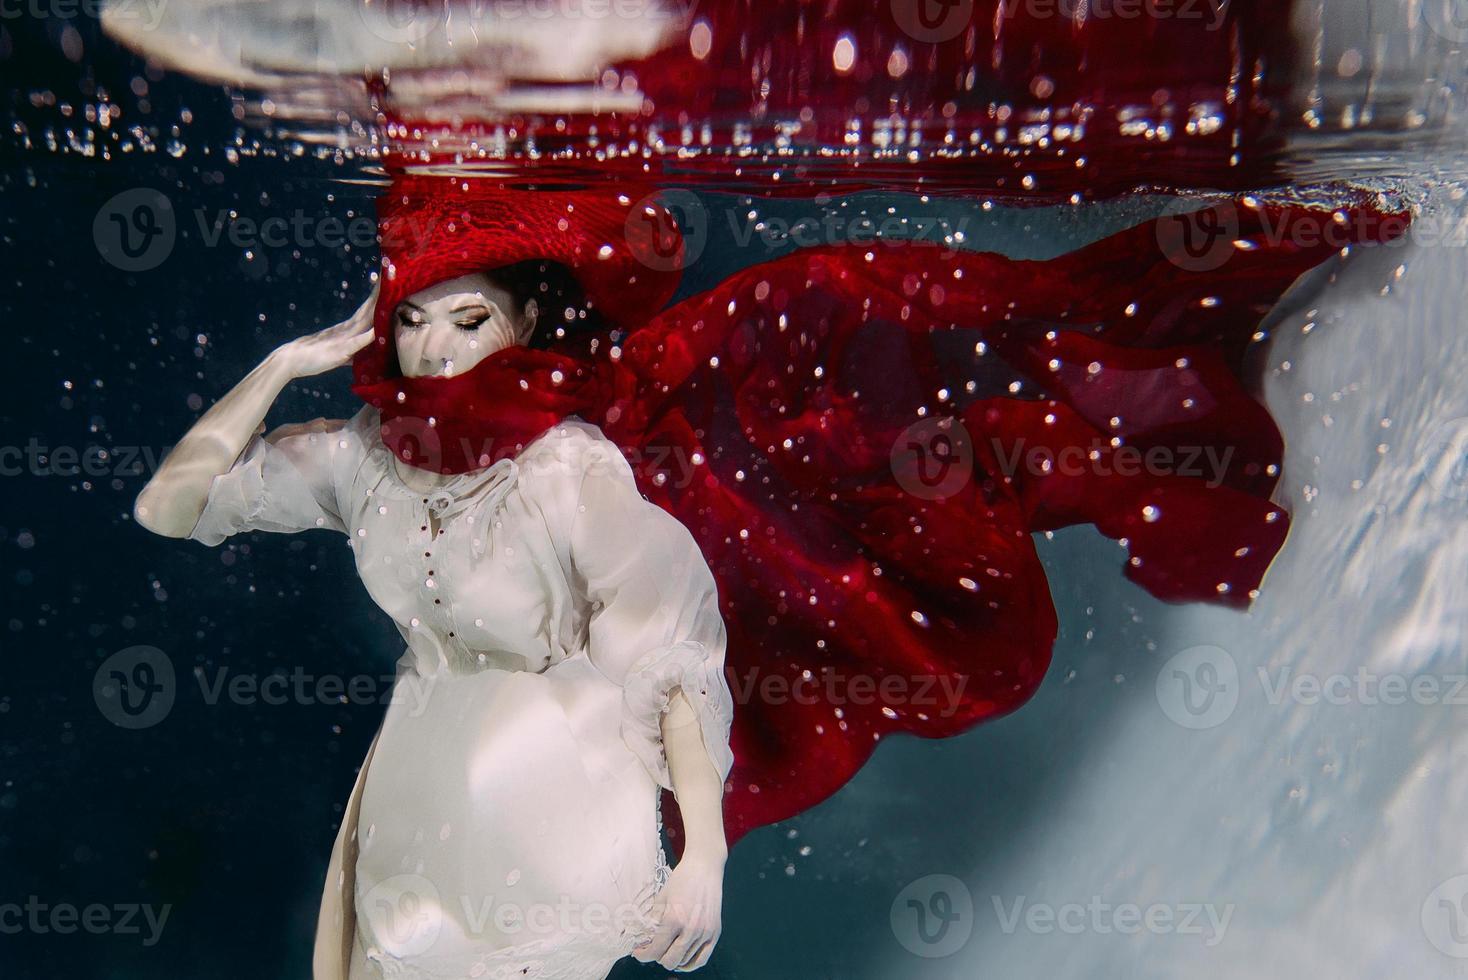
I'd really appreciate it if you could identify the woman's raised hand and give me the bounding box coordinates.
[134,281,379,538]
[277,280,380,378]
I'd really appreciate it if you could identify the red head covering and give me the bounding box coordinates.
[352,179,682,473]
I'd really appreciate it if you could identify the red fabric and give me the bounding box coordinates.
[374,0,1302,196]
[353,180,1409,842]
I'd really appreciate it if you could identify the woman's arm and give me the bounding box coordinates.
[549,429,734,972]
[634,687,727,972]
[134,285,377,538]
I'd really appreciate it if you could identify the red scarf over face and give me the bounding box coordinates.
[353,178,1409,844]
[351,183,683,472]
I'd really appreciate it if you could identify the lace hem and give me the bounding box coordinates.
[357,863,670,980]
[620,641,735,791]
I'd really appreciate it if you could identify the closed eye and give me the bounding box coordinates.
[452,304,492,330]
[397,310,426,329]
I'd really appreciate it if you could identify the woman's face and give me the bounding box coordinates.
[394,273,538,378]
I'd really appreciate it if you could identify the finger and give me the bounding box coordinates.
[355,281,381,315]
[354,284,382,326]
[678,936,715,972]
[321,318,358,340]
[633,921,677,963]
[660,927,698,971]
[348,325,376,352]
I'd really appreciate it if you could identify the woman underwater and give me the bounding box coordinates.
[133,179,1408,979]
[135,232,735,975]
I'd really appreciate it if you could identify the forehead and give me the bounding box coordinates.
[402,273,512,309]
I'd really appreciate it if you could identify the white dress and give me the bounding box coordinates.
[190,406,735,980]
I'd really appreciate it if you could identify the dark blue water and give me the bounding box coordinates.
[6,8,1467,980]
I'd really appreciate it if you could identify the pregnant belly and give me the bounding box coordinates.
[353,656,663,966]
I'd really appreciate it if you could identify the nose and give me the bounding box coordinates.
[421,325,455,368]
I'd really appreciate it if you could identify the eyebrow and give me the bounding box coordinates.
[399,302,425,313]
[451,303,492,314]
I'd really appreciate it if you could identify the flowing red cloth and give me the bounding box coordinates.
[353,180,1409,843]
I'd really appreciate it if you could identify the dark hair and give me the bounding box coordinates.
[487,260,602,350]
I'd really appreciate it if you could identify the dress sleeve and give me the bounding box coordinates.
[556,433,735,791]
[188,417,355,546]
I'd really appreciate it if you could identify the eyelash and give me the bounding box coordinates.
[397,314,489,331]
